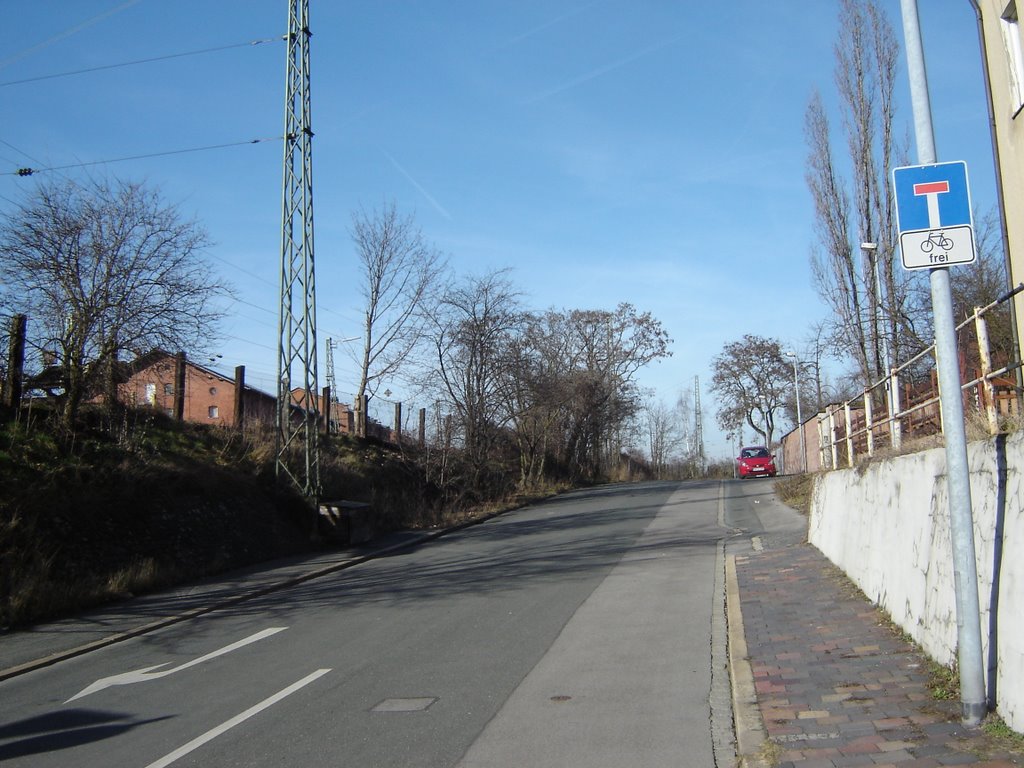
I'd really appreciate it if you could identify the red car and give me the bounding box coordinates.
[736,446,777,478]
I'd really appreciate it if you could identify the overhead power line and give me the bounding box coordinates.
[5,136,283,176]
[0,37,283,88]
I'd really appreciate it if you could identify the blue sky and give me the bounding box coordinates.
[0,1,998,460]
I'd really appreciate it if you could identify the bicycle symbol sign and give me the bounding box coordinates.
[920,231,954,254]
[892,162,977,271]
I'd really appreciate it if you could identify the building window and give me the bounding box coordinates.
[164,383,174,395]
[1002,1,1024,114]
[145,383,157,405]
[209,386,218,395]
[208,406,219,419]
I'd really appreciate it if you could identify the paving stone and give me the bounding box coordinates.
[833,756,878,767]
[734,543,1024,768]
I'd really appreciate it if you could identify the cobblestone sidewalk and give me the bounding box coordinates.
[734,543,1022,768]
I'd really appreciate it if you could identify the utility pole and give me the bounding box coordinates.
[898,0,986,727]
[325,338,337,434]
[276,0,320,502]
[325,338,337,398]
[693,376,706,475]
[786,350,806,474]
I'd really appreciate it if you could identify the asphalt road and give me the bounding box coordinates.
[0,478,795,767]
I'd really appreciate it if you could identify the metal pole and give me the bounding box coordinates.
[787,351,806,473]
[875,255,892,377]
[899,0,986,727]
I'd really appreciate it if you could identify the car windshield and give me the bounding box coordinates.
[741,448,770,458]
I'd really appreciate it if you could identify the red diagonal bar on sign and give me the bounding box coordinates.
[913,181,949,196]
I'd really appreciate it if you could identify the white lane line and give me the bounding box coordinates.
[67,627,288,703]
[143,668,331,768]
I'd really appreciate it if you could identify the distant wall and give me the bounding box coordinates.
[778,418,824,474]
[808,431,1024,732]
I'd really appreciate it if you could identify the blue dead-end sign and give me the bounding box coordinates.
[892,161,976,270]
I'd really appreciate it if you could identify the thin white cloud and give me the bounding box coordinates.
[0,0,142,71]
[523,34,684,105]
[498,1,604,49]
[380,149,453,221]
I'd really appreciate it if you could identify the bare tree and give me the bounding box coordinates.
[0,177,227,430]
[710,335,791,448]
[805,0,924,385]
[428,291,672,487]
[498,309,574,489]
[349,202,445,435]
[949,206,1014,363]
[428,269,523,485]
[558,304,672,478]
[642,396,688,479]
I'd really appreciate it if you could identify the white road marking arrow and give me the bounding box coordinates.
[65,627,288,703]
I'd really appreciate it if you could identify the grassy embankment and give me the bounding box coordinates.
[773,472,814,515]
[0,407,565,629]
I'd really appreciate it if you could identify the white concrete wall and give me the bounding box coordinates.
[808,430,1024,732]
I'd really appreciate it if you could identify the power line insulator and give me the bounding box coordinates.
[16,168,33,176]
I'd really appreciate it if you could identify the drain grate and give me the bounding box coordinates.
[372,697,438,712]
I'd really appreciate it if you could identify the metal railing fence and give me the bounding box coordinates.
[817,283,1023,469]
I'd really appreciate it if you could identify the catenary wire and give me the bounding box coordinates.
[0,137,76,183]
[0,37,282,88]
[3,136,283,177]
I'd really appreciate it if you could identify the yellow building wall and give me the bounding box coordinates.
[976,0,1024,357]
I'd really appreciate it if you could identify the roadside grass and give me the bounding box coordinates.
[1,407,573,629]
[773,473,814,515]
[923,659,1024,760]
[2,410,321,628]
[926,659,960,702]
[983,716,1024,750]
[957,711,1024,762]
[836,412,1021,472]
[760,739,783,767]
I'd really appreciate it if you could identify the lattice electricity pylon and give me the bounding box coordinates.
[276,0,320,502]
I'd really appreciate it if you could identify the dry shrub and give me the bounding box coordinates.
[773,473,815,515]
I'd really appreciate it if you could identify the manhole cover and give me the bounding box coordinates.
[372,697,438,712]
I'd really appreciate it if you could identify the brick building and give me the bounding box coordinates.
[119,351,399,439]
[120,350,276,428]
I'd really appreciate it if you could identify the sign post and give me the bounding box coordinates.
[898,0,986,728]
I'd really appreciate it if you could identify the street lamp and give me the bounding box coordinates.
[786,350,806,473]
[758,399,770,449]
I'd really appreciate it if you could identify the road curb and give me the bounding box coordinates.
[726,552,769,768]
